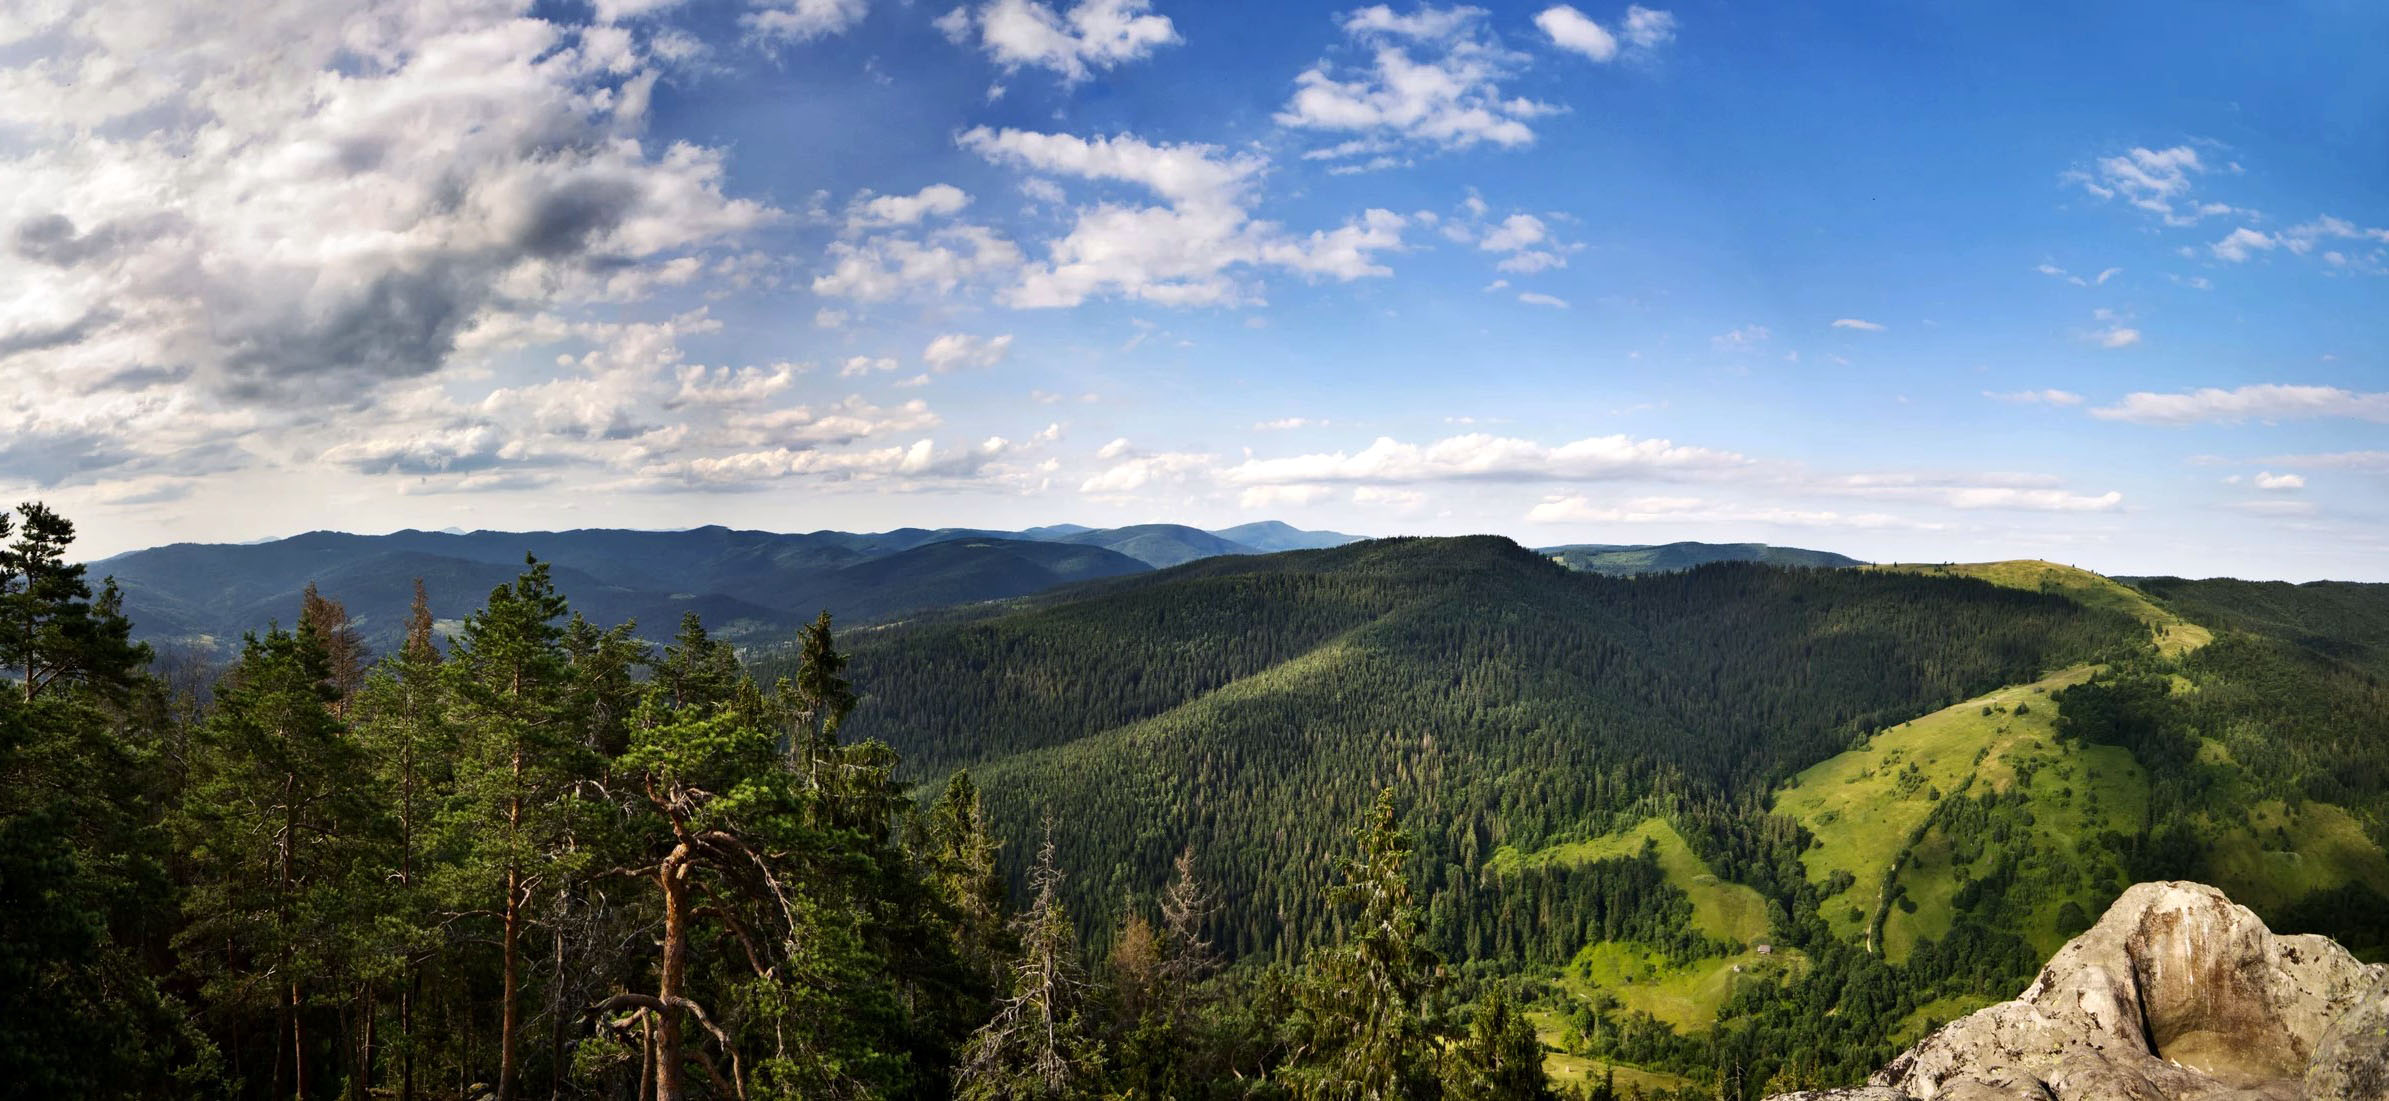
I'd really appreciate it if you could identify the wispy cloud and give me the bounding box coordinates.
[2092,384,2389,425]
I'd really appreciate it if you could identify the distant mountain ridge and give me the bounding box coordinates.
[1537,540,1866,576]
[94,521,1362,654]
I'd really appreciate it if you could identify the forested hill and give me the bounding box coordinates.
[1538,541,1865,576]
[2124,575,2389,674]
[95,520,1359,655]
[815,536,2145,956]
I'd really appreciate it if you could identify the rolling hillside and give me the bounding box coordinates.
[824,537,2146,957]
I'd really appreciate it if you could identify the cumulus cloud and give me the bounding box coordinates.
[744,0,870,41]
[936,0,1179,83]
[2091,384,2389,425]
[957,126,1407,307]
[847,184,972,229]
[1079,442,1214,494]
[0,0,792,498]
[1536,4,1672,61]
[1831,318,1887,331]
[1278,5,1555,161]
[2210,227,2277,262]
[1534,6,1618,60]
[811,223,1025,302]
[2251,471,2305,491]
[922,332,1015,372]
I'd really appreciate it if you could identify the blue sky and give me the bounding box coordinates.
[2,0,2384,578]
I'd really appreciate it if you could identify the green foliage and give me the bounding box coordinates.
[1445,985,1554,1101]
[1282,790,1449,1101]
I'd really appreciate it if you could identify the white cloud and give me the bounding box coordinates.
[0,0,778,485]
[2210,227,2277,262]
[921,332,1015,372]
[1238,483,1336,509]
[2067,145,2234,226]
[959,127,1407,307]
[1080,445,1213,494]
[1985,389,2084,405]
[1279,5,1553,158]
[744,0,870,41]
[1480,213,1548,252]
[2252,471,2305,491]
[811,224,1025,302]
[1525,494,1937,530]
[2263,450,2389,472]
[1221,432,1749,485]
[1535,6,1618,61]
[847,184,971,229]
[2091,384,2389,425]
[1831,318,1886,332]
[1536,4,1674,60]
[1712,324,1770,350]
[840,355,900,377]
[940,0,1180,83]
[1622,6,1676,48]
[1518,291,1569,308]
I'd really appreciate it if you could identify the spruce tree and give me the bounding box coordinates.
[1444,986,1553,1101]
[1283,788,1447,1101]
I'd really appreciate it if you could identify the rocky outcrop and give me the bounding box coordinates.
[1768,881,2389,1101]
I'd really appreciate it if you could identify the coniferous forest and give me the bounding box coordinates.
[7,500,2388,1100]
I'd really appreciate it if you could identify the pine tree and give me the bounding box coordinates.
[0,501,148,702]
[439,556,589,1101]
[0,504,202,1093]
[298,582,368,716]
[1283,788,1447,1101]
[605,698,802,1100]
[1444,986,1553,1101]
[956,825,1105,1100]
[174,622,376,1099]
[350,580,450,1101]
[655,611,740,714]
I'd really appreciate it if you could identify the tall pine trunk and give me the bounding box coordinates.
[654,844,692,1101]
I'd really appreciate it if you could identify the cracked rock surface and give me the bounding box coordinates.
[1765,881,2389,1101]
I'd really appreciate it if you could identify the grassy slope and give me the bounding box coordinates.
[1798,560,2389,958]
[1527,1012,1696,1093]
[1498,817,1795,1033]
[1868,560,2212,656]
[1772,665,2151,957]
[1488,817,1770,944]
[2206,799,2389,917]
